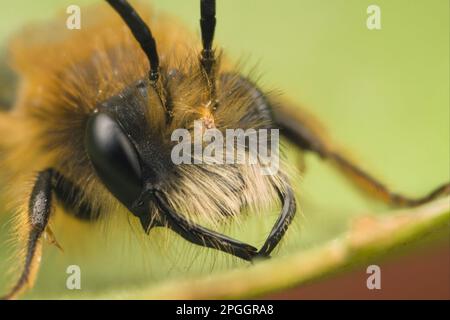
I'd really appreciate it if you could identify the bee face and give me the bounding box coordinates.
[84,67,280,232]
[85,79,175,230]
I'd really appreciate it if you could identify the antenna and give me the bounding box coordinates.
[200,0,216,75]
[106,0,160,82]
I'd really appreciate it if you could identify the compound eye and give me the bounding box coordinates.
[85,112,142,207]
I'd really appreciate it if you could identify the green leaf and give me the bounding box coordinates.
[62,197,450,299]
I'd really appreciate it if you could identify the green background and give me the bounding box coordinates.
[0,0,448,298]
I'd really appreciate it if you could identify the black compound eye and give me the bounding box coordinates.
[85,112,142,207]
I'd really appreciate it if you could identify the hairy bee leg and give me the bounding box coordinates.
[2,169,54,300]
[153,191,258,261]
[326,153,450,206]
[257,180,297,258]
[274,102,450,206]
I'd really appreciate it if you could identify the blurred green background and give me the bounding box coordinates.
[0,0,448,298]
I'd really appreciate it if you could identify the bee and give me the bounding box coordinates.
[0,0,448,299]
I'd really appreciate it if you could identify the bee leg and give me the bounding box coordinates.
[1,169,54,300]
[220,73,449,206]
[153,190,258,261]
[53,171,100,221]
[257,179,297,258]
[274,101,450,207]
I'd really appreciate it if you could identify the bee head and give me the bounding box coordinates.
[83,0,220,231]
[81,1,294,262]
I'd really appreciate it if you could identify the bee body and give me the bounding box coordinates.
[0,1,448,299]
